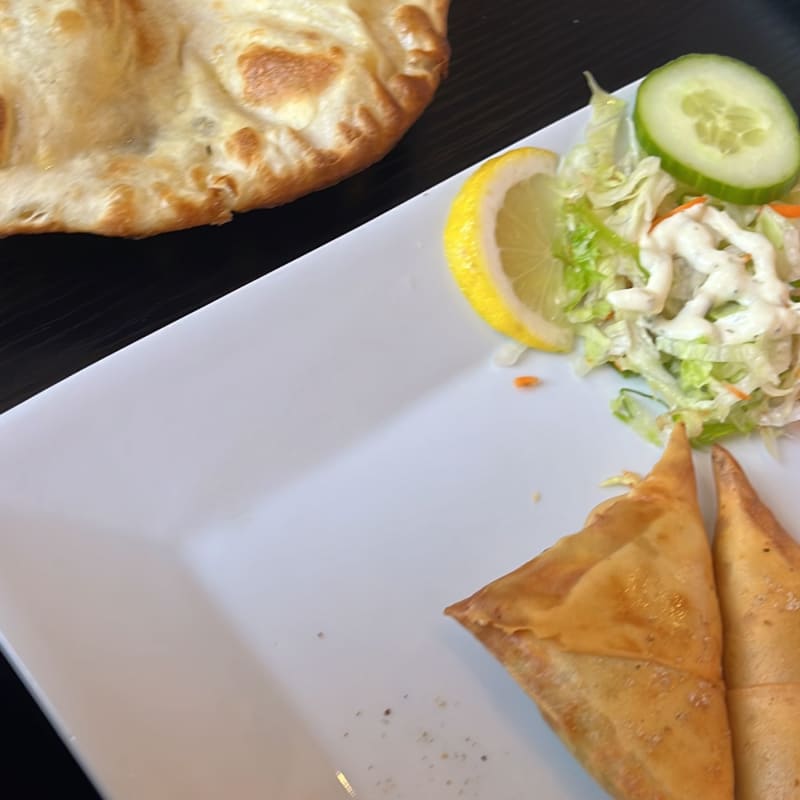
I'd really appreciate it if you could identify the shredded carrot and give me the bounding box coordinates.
[649,196,708,232]
[724,383,751,401]
[514,375,540,389]
[768,202,800,218]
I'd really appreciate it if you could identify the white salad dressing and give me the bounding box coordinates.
[607,202,800,344]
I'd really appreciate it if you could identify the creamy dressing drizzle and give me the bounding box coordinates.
[607,203,800,344]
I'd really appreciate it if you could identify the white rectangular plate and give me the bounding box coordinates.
[1,81,799,800]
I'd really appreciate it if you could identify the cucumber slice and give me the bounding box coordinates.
[633,54,800,204]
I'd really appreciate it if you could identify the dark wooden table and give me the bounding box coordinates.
[2,0,799,795]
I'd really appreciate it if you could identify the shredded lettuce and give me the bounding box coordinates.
[599,470,643,488]
[756,205,800,282]
[554,75,800,446]
[610,389,666,445]
[557,73,629,200]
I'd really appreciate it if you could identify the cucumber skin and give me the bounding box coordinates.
[633,54,800,205]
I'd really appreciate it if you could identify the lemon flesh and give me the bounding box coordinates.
[443,147,573,352]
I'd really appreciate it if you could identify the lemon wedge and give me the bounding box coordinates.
[444,146,573,352]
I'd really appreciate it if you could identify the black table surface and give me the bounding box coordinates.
[3,0,800,795]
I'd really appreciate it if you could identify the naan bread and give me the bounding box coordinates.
[0,0,449,237]
[446,425,734,800]
[712,445,800,800]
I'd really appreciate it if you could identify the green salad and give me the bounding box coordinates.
[554,54,800,446]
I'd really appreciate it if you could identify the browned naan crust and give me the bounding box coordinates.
[446,425,734,800]
[712,445,800,799]
[0,0,450,237]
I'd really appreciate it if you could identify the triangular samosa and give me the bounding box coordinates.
[446,425,734,799]
[713,444,800,800]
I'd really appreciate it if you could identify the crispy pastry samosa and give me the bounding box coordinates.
[712,445,800,800]
[445,425,734,799]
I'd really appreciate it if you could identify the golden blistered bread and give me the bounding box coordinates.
[712,445,800,800]
[446,425,734,799]
[0,0,449,237]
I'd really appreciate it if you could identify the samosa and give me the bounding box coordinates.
[446,425,734,799]
[713,445,800,800]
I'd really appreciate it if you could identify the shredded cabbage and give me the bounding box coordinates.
[555,76,800,446]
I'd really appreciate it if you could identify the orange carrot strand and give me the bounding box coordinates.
[768,202,800,218]
[649,196,708,232]
[514,375,540,389]
[724,383,751,401]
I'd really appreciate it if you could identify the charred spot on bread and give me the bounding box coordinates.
[0,0,450,237]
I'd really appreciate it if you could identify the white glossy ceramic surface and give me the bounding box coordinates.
[1,81,798,800]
